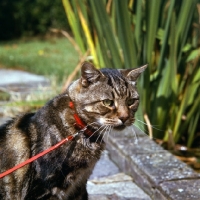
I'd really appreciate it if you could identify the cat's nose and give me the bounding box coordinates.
[119,116,129,124]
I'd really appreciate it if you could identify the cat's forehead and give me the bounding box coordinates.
[100,68,126,85]
[100,68,137,98]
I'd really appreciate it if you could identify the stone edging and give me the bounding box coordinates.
[107,127,200,200]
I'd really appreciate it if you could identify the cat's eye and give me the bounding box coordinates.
[102,99,114,107]
[127,99,136,106]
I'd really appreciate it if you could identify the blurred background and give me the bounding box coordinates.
[0,0,200,170]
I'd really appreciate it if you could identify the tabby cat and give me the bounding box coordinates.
[0,62,146,200]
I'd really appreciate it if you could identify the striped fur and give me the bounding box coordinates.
[0,62,146,200]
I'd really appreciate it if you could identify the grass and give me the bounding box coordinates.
[0,37,79,83]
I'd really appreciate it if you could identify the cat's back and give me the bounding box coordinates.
[0,113,34,145]
[0,113,34,199]
[0,113,34,165]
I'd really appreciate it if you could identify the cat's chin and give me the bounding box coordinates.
[113,124,126,130]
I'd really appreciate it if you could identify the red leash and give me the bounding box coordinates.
[0,101,92,179]
[0,132,79,179]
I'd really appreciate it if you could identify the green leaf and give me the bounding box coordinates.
[146,0,161,66]
[115,0,137,68]
[62,0,86,53]
[89,0,122,69]
[187,112,200,147]
[182,43,192,52]
[135,0,143,53]
[157,0,175,73]
[187,48,200,62]
[176,0,197,65]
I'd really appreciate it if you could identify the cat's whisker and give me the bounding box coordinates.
[102,125,110,143]
[131,126,138,144]
[104,125,111,141]
[108,126,113,139]
[133,123,158,141]
[106,126,113,143]
[135,118,164,140]
[135,119,163,131]
[88,124,105,140]
[95,125,108,143]
[132,124,149,136]
[100,125,110,144]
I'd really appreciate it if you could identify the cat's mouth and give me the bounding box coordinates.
[98,117,134,129]
[113,120,134,130]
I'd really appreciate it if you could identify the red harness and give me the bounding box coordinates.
[0,101,93,179]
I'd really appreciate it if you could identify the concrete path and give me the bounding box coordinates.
[0,69,48,86]
[88,150,151,200]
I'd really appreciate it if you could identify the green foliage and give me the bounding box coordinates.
[63,0,200,147]
[0,0,69,40]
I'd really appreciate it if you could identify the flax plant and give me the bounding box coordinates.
[63,0,200,148]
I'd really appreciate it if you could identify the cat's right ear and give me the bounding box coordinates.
[81,62,104,87]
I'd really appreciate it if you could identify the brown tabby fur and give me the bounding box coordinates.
[0,62,146,199]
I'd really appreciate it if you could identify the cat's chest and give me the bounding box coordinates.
[67,136,104,169]
[50,166,93,198]
[35,136,104,183]
[29,138,103,199]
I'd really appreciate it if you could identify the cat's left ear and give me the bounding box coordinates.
[81,61,104,87]
[120,64,147,82]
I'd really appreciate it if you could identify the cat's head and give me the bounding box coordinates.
[68,62,147,130]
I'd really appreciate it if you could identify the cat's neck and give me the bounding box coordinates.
[68,101,94,137]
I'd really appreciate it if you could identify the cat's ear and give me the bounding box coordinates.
[81,61,104,87]
[120,64,147,82]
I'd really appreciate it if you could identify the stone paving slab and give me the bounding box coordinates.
[0,69,53,118]
[88,175,151,200]
[89,150,120,179]
[0,69,49,86]
[107,127,200,200]
[160,179,200,200]
[88,150,151,200]
[0,69,51,101]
